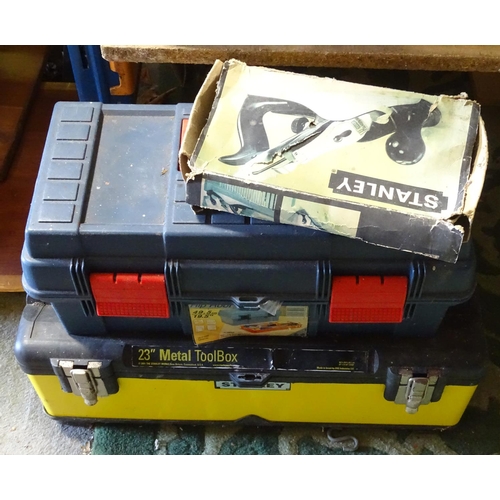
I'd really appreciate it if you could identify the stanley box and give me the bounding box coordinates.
[14,299,486,427]
[180,60,488,263]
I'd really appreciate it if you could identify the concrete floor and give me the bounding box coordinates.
[0,292,93,454]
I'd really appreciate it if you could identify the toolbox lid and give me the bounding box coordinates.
[25,102,189,260]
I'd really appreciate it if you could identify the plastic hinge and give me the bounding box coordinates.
[90,273,170,318]
[329,276,407,323]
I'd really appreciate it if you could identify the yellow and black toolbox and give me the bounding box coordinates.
[14,297,486,427]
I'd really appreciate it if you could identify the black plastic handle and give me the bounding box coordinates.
[229,372,271,387]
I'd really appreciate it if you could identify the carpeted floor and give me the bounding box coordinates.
[0,292,93,454]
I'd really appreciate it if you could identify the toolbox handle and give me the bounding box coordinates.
[229,372,271,388]
[230,296,267,310]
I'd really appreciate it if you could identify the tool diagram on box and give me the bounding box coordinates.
[219,95,442,176]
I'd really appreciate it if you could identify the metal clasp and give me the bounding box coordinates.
[56,360,109,406]
[395,368,440,414]
[69,367,99,406]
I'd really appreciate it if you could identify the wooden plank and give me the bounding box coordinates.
[0,46,47,180]
[101,45,500,72]
[0,82,78,292]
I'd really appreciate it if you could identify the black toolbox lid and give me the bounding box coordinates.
[15,297,487,387]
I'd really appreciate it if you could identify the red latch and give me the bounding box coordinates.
[329,276,407,323]
[90,273,170,318]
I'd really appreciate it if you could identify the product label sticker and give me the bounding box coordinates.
[277,349,369,372]
[130,345,273,369]
[188,304,308,344]
[129,345,370,373]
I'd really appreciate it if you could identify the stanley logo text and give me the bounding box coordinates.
[329,170,448,213]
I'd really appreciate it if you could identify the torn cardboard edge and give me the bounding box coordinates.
[179,60,488,264]
[180,59,224,181]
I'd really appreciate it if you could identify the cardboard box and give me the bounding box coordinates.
[180,60,488,263]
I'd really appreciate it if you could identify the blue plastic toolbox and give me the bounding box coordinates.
[21,102,477,340]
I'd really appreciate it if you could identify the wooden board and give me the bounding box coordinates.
[0,46,47,181]
[101,45,500,72]
[0,82,78,291]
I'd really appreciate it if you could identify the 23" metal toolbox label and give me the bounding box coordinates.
[129,345,370,372]
[130,346,272,369]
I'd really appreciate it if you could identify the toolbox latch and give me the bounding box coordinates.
[90,273,170,318]
[70,367,99,406]
[51,359,118,406]
[395,368,440,414]
[329,275,407,323]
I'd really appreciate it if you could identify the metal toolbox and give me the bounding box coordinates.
[14,298,486,427]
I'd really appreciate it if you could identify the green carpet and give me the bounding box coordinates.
[87,69,500,455]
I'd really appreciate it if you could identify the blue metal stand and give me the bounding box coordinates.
[67,45,134,103]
